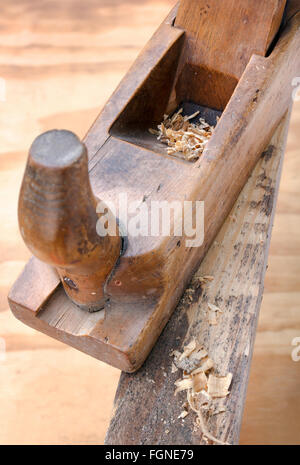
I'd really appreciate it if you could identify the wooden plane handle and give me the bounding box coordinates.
[18,130,121,312]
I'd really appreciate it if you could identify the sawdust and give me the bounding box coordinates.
[178,410,189,419]
[172,338,232,445]
[177,274,215,311]
[171,362,178,374]
[149,109,214,161]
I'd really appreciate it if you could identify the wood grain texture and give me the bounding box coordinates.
[174,0,287,109]
[0,0,299,445]
[106,111,291,445]
[0,0,177,445]
[8,7,300,372]
[176,0,286,77]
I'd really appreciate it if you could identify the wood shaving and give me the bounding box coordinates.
[174,377,193,395]
[172,339,232,445]
[170,349,181,358]
[196,389,211,408]
[171,363,178,374]
[174,340,209,373]
[178,339,197,360]
[188,390,229,446]
[178,274,213,310]
[207,312,218,326]
[192,372,208,393]
[178,410,189,419]
[208,303,222,313]
[207,373,233,399]
[198,275,214,284]
[189,348,209,363]
[207,303,223,326]
[210,406,227,417]
[191,357,214,375]
[149,109,214,161]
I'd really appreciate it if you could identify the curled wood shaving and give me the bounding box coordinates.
[178,410,189,419]
[174,377,193,395]
[172,339,232,445]
[207,373,233,399]
[208,303,222,313]
[171,362,178,374]
[188,390,229,446]
[149,109,214,161]
[178,275,213,310]
[208,312,218,326]
[196,389,211,408]
[207,303,223,313]
[192,372,208,393]
[178,339,197,361]
[210,406,227,417]
[191,357,214,375]
[189,348,209,363]
[207,303,223,326]
[170,349,181,358]
[198,275,214,284]
[174,344,209,373]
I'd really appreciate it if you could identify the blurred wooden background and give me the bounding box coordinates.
[0,0,299,445]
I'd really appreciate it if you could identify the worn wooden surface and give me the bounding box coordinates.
[0,0,299,445]
[8,4,300,372]
[175,0,287,109]
[176,0,286,77]
[105,112,291,445]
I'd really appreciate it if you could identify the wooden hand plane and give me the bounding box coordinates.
[8,0,300,372]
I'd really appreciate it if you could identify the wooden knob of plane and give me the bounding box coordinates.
[18,129,121,312]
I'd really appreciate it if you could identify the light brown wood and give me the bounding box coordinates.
[8,6,300,372]
[174,0,287,109]
[0,0,299,445]
[106,110,291,445]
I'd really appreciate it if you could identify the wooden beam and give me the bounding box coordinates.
[105,110,291,445]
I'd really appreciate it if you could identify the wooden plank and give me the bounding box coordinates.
[105,110,291,445]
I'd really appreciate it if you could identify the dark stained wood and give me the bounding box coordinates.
[8,6,300,372]
[105,111,291,445]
